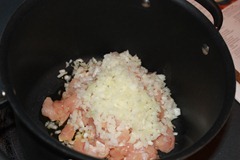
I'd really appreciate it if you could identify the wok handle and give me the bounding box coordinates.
[195,0,223,30]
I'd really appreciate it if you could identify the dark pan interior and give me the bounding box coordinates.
[1,0,234,159]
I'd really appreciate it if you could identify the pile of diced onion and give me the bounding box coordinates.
[42,51,181,159]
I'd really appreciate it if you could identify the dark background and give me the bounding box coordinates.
[1,0,240,159]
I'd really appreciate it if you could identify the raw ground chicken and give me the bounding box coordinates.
[41,50,181,160]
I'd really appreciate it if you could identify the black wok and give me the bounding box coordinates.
[0,0,236,159]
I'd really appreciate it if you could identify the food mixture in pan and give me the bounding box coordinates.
[41,51,181,160]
